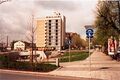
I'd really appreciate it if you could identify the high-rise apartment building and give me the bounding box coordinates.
[36,12,66,50]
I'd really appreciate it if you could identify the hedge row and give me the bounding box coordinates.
[0,55,58,72]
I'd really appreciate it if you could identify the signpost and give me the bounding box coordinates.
[68,39,72,62]
[86,29,93,38]
[85,26,94,78]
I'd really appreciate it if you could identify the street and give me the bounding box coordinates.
[0,70,96,80]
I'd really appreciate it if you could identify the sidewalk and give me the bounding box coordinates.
[49,50,120,80]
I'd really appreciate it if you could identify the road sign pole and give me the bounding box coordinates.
[85,26,93,79]
[89,36,91,71]
[69,41,71,62]
[88,36,91,79]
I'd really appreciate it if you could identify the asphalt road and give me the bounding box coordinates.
[0,70,95,80]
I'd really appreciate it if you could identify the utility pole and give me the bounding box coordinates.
[6,35,8,48]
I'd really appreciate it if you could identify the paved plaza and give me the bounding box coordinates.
[49,50,120,80]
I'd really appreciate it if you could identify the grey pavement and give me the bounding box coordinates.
[49,50,120,80]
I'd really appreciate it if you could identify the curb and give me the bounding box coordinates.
[0,69,49,76]
[0,69,101,80]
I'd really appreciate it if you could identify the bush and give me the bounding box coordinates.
[0,55,58,72]
[0,55,9,68]
[0,52,20,62]
[0,52,58,72]
[33,63,57,72]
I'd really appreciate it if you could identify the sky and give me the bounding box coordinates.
[0,0,98,43]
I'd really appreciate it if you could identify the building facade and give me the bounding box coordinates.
[36,12,66,50]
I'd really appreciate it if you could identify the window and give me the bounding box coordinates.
[56,36,58,39]
[49,20,51,22]
[56,26,58,29]
[49,40,51,43]
[56,30,58,32]
[49,30,51,33]
[49,37,51,39]
[45,39,47,41]
[49,23,51,26]
[56,40,58,42]
[49,26,51,29]
[56,20,58,22]
[49,43,51,45]
[56,33,58,35]
[56,23,58,25]
[56,43,58,45]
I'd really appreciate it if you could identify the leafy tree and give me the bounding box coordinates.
[64,33,87,49]
[94,1,120,46]
[71,33,87,49]
[72,34,82,48]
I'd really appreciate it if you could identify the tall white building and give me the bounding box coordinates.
[36,12,66,50]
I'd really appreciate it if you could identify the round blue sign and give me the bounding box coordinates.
[86,29,94,38]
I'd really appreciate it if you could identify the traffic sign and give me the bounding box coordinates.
[86,29,94,38]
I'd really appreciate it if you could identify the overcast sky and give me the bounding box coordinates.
[0,0,98,43]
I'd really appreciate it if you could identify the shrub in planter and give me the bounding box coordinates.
[33,63,58,72]
[0,55,9,68]
[0,52,20,68]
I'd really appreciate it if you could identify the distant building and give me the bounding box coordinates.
[14,41,25,51]
[12,40,36,51]
[35,12,66,50]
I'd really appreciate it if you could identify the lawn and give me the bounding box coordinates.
[59,51,90,62]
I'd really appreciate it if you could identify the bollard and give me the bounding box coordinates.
[56,58,59,67]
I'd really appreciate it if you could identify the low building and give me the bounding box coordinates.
[14,41,25,51]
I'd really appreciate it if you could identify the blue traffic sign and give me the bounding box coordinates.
[86,29,94,38]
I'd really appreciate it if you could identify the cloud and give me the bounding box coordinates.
[0,0,33,42]
[34,0,78,11]
[0,0,98,42]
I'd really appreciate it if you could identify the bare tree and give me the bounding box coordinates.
[26,14,37,63]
